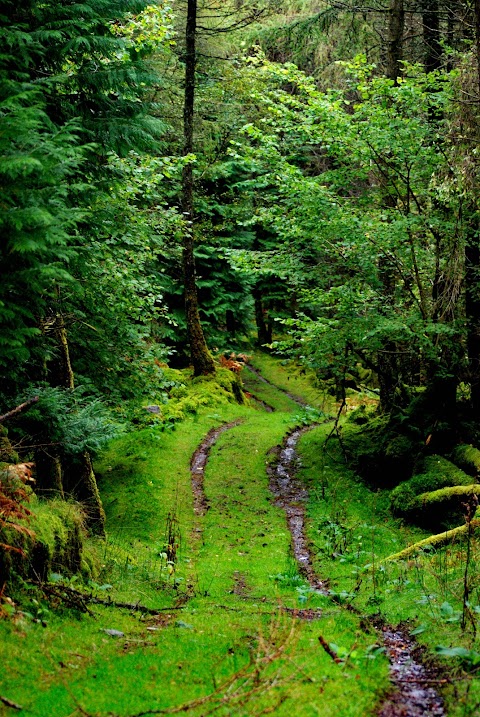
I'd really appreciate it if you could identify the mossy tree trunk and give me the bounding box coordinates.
[36,288,106,535]
[465,211,480,418]
[64,452,106,536]
[34,448,64,498]
[181,0,215,377]
[253,286,272,347]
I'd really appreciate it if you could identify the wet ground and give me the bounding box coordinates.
[379,627,445,717]
[190,420,242,516]
[267,426,446,717]
[267,427,328,594]
[245,364,308,406]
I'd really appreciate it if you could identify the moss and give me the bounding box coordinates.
[346,405,377,426]
[451,444,480,477]
[384,516,480,562]
[342,416,420,487]
[2,497,86,583]
[391,457,475,529]
[391,456,473,516]
[0,426,19,463]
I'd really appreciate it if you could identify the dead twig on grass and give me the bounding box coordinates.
[75,617,300,717]
[0,696,23,711]
[37,582,184,615]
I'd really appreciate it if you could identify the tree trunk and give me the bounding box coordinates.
[41,289,106,535]
[34,448,64,498]
[466,212,480,416]
[422,0,442,72]
[182,0,215,377]
[386,0,404,82]
[64,452,106,536]
[253,287,272,346]
[52,310,75,390]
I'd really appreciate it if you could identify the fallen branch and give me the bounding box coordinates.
[0,396,39,424]
[0,696,23,711]
[318,635,342,663]
[74,619,298,717]
[383,518,480,561]
[38,583,185,615]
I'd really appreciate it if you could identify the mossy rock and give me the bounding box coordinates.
[391,455,474,528]
[342,416,420,488]
[1,497,86,584]
[346,405,377,426]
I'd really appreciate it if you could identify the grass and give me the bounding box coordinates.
[296,425,480,717]
[3,357,479,716]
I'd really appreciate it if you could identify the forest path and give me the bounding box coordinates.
[1,360,450,717]
[236,362,446,717]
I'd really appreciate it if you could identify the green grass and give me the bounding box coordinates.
[297,425,480,717]
[4,360,480,716]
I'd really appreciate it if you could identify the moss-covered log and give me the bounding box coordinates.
[451,444,480,476]
[390,455,473,519]
[342,415,421,488]
[384,518,480,561]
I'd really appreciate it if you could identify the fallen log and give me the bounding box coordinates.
[383,518,480,562]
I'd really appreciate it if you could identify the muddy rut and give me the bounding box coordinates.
[189,372,446,716]
[268,425,446,717]
[245,364,308,406]
[190,420,242,516]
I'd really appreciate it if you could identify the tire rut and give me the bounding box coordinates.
[245,364,308,406]
[190,420,243,517]
[266,415,446,717]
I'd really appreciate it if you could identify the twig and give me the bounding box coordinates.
[37,583,184,615]
[0,396,39,424]
[318,635,342,663]
[0,696,23,710]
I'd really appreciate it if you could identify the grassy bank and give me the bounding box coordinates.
[297,426,480,717]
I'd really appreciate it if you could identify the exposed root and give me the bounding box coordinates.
[36,582,185,615]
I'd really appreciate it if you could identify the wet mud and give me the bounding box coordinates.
[379,627,445,717]
[267,426,328,594]
[191,420,242,516]
[268,425,446,716]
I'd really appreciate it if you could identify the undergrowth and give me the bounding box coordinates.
[297,425,480,717]
[4,358,479,716]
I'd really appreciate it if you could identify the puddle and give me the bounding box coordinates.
[379,627,445,717]
[268,425,446,716]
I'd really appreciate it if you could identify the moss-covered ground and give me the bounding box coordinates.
[297,426,480,717]
[1,354,479,716]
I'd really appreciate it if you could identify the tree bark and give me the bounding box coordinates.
[182,0,215,377]
[386,0,404,82]
[465,212,480,416]
[63,451,106,536]
[422,0,442,72]
[34,448,64,498]
[253,286,272,347]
